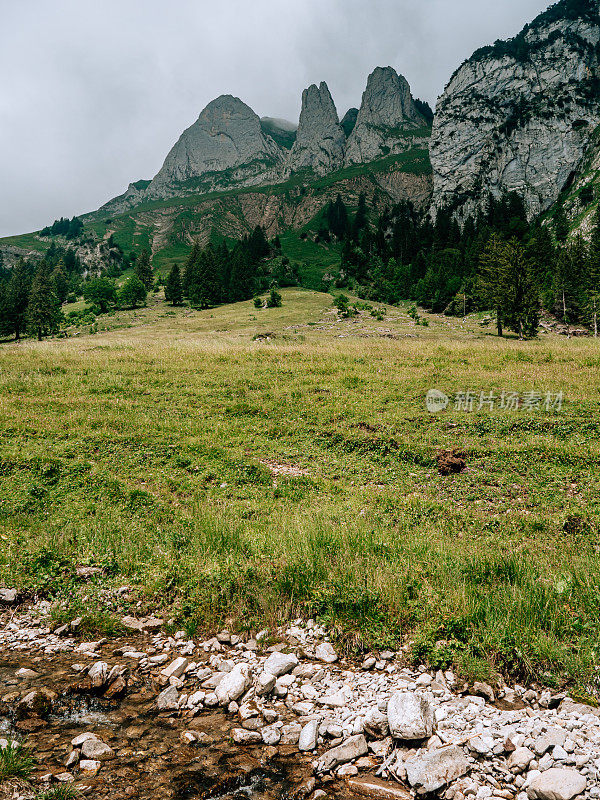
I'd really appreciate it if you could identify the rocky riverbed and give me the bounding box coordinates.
[0,594,598,800]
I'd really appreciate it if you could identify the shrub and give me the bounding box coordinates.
[118,276,147,309]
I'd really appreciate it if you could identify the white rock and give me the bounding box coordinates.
[256,671,276,696]
[509,747,536,773]
[80,739,114,762]
[216,664,252,706]
[263,652,298,677]
[156,685,180,711]
[261,725,281,746]
[527,769,586,800]
[315,643,338,663]
[232,728,261,745]
[299,719,319,752]
[314,734,368,773]
[406,746,469,793]
[387,692,435,740]
[88,661,108,688]
[160,657,188,680]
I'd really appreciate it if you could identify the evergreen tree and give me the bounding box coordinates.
[501,239,540,339]
[186,246,220,309]
[27,263,61,340]
[229,246,256,302]
[134,249,153,289]
[587,206,600,336]
[266,283,282,308]
[553,236,587,334]
[247,226,270,262]
[553,207,570,244]
[351,193,368,242]
[183,241,202,296]
[165,263,183,306]
[51,261,69,304]
[477,234,510,336]
[5,259,31,340]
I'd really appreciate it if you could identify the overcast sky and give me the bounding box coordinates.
[0,0,551,237]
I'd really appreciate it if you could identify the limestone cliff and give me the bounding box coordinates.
[430,0,600,220]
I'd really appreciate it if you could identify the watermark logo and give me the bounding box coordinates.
[426,389,563,414]
[426,389,450,414]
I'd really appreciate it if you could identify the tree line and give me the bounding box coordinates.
[167,226,299,309]
[320,190,600,338]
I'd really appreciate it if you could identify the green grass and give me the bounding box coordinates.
[0,289,599,690]
[0,744,35,781]
[278,232,341,289]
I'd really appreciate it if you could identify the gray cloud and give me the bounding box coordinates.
[0,0,550,236]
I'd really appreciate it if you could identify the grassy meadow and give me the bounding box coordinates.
[1,288,600,692]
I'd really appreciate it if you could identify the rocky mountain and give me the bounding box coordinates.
[430,0,600,221]
[285,82,347,176]
[92,72,429,221]
[148,95,284,198]
[345,67,427,165]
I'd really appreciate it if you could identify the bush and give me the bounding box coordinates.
[253,296,263,309]
[83,278,117,313]
[118,276,147,309]
[266,286,282,308]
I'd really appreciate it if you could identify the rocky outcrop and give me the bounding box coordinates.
[286,82,346,176]
[430,0,600,221]
[148,95,284,196]
[345,67,427,165]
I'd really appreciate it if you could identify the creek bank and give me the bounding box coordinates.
[0,598,598,800]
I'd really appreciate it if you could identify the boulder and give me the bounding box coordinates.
[508,747,536,772]
[80,739,114,762]
[387,692,435,740]
[314,734,368,774]
[405,746,469,793]
[315,642,338,663]
[216,664,252,706]
[527,769,586,800]
[156,685,179,711]
[263,652,298,677]
[299,719,319,752]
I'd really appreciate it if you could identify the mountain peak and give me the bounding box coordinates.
[344,66,426,165]
[149,94,283,192]
[286,81,346,176]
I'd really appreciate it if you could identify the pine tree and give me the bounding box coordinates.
[553,236,587,334]
[27,263,61,340]
[351,193,368,242]
[134,249,153,289]
[229,246,256,302]
[477,236,539,339]
[477,234,510,336]
[165,263,183,306]
[553,207,570,244]
[183,241,202,297]
[501,239,540,339]
[5,259,31,340]
[51,261,69,304]
[586,206,600,336]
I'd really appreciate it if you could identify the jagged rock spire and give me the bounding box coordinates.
[286,82,346,176]
[345,67,425,165]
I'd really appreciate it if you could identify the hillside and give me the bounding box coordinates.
[1,147,432,286]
